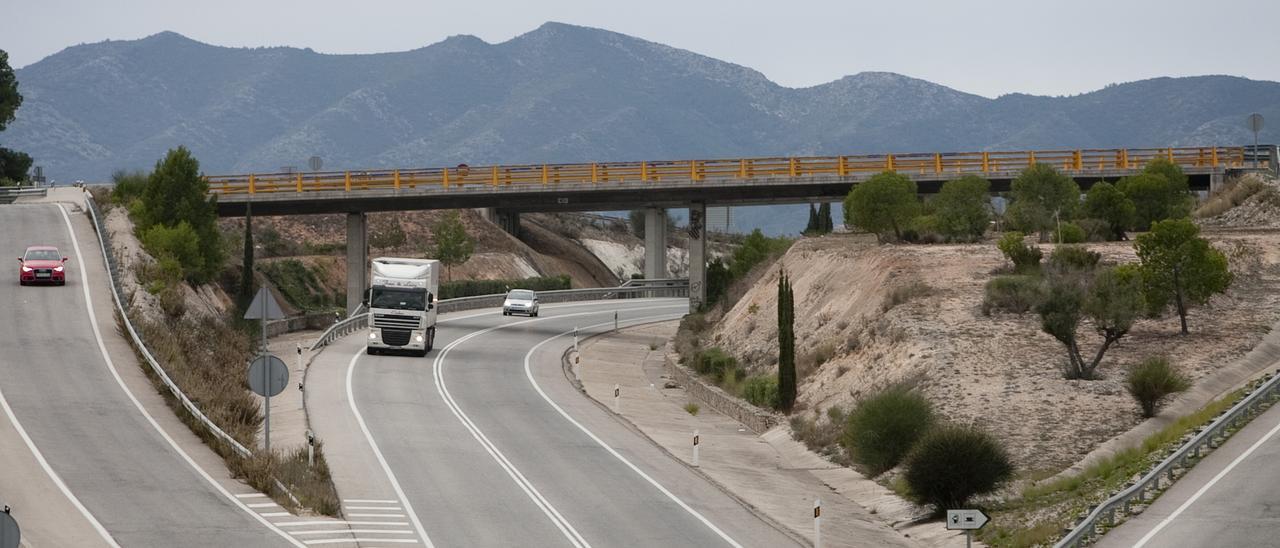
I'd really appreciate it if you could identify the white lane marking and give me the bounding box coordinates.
[291,529,415,535]
[276,521,410,527]
[345,352,436,547]
[236,493,270,499]
[343,499,399,504]
[249,502,280,508]
[346,506,402,510]
[524,312,745,548]
[1133,417,1280,547]
[300,540,417,545]
[57,203,308,548]
[349,513,407,518]
[262,512,292,517]
[0,345,120,544]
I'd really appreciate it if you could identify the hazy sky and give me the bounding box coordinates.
[4,0,1279,98]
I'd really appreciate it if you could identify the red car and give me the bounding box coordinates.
[18,246,68,286]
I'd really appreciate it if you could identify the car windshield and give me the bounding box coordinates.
[370,287,427,310]
[508,290,535,301]
[25,249,60,261]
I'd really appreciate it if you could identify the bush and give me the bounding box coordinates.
[982,275,1044,315]
[741,375,779,409]
[140,221,204,282]
[934,175,992,242]
[438,275,570,299]
[259,259,339,311]
[883,281,934,311]
[694,347,739,382]
[684,403,700,415]
[1074,218,1112,242]
[997,232,1042,273]
[1053,222,1086,244]
[1126,357,1191,418]
[844,171,921,241]
[1195,177,1266,219]
[1046,245,1101,274]
[841,387,935,476]
[902,424,1013,511]
[902,214,944,243]
[110,169,149,205]
[730,229,793,279]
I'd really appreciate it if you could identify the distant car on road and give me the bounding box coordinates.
[18,245,68,286]
[502,289,539,317]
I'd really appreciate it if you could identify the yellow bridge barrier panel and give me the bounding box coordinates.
[296,173,303,192]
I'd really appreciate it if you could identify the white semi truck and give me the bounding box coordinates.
[366,257,439,356]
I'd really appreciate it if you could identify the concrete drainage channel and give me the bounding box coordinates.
[1056,368,1280,547]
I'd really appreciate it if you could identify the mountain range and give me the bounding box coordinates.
[4,22,1278,234]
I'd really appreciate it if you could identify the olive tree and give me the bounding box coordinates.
[1006,163,1080,241]
[934,175,991,241]
[1082,181,1136,241]
[1037,265,1144,379]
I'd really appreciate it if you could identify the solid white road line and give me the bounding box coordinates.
[303,539,419,545]
[236,493,270,499]
[58,203,308,548]
[290,529,414,535]
[348,513,407,518]
[343,499,399,504]
[262,512,292,517]
[523,312,745,548]
[249,502,280,508]
[1133,417,1280,547]
[345,506,402,510]
[275,521,410,527]
[344,352,436,548]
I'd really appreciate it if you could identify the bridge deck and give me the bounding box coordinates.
[208,147,1251,216]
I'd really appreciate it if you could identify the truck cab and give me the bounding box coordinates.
[366,257,439,356]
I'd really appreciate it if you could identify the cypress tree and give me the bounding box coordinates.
[804,204,819,234]
[818,203,833,233]
[240,202,254,307]
[777,268,797,411]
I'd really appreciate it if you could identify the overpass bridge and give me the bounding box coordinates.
[205,146,1275,313]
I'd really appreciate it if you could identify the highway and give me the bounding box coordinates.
[1097,397,1280,547]
[310,298,801,547]
[0,201,296,547]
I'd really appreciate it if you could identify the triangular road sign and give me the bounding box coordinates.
[243,287,286,320]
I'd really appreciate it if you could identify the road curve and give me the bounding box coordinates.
[0,202,294,547]
[1097,398,1280,548]
[313,298,800,547]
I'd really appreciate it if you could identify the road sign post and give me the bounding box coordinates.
[244,287,286,453]
[946,509,990,548]
[1248,113,1265,169]
[813,499,821,548]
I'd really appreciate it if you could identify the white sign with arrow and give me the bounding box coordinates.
[946,508,990,548]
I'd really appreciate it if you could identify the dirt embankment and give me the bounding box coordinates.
[707,227,1280,474]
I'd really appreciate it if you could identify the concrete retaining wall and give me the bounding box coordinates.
[664,352,779,434]
[266,311,339,338]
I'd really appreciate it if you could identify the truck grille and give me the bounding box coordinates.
[373,313,421,330]
[382,329,411,347]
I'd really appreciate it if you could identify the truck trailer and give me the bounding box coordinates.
[366,257,439,356]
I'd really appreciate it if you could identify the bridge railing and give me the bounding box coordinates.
[309,279,688,352]
[205,146,1253,196]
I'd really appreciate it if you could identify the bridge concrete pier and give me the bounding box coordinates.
[688,203,706,312]
[477,207,520,236]
[643,208,667,279]
[346,212,367,315]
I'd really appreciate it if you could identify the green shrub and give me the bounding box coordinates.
[903,214,944,243]
[258,259,338,311]
[438,275,571,299]
[1053,222,1086,244]
[730,229,793,279]
[841,387,935,476]
[997,232,1042,273]
[741,375,779,409]
[1074,218,1112,242]
[1126,357,1191,418]
[982,275,1044,315]
[883,281,935,311]
[140,221,204,282]
[110,169,149,205]
[902,424,1013,511]
[684,403,700,415]
[695,347,740,383]
[1046,245,1101,274]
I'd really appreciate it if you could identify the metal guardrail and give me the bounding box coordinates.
[1055,369,1280,547]
[0,187,48,203]
[83,192,254,458]
[206,147,1257,196]
[308,279,689,352]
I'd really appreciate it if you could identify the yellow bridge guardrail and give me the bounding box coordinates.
[206,147,1252,196]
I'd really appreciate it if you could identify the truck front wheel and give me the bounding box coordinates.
[424,327,436,353]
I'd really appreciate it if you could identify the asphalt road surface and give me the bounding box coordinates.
[1097,391,1280,547]
[0,202,293,547]
[313,298,801,547]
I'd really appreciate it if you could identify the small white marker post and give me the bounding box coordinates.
[613,384,621,413]
[614,311,619,331]
[692,430,700,467]
[573,327,579,352]
[306,430,315,468]
[814,499,822,548]
[296,343,303,371]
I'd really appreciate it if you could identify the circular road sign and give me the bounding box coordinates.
[248,355,289,398]
[1248,113,1264,133]
[0,511,18,548]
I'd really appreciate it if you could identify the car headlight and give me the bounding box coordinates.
[21,266,32,272]
[415,335,424,342]
[54,266,64,272]
[369,332,378,340]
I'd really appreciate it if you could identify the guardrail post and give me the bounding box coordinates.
[837,156,847,177]
[934,153,942,173]
[296,173,303,192]
[640,161,649,181]
[491,166,499,186]
[248,174,256,194]
[789,157,798,177]
[394,170,401,190]
[542,165,549,185]
[1074,150,1083,170]
[442,167,450,188]
[886,154,894,171]
[344,171,351,191]
[1028,150,1036,166]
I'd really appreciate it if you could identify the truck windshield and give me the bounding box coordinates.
[370,287,427,311]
